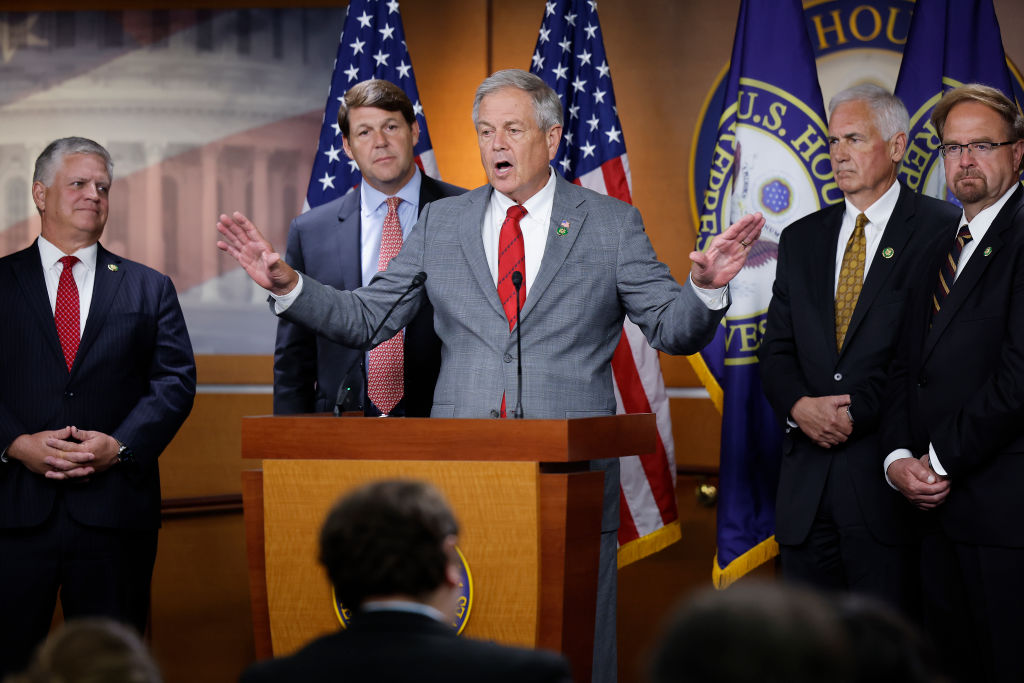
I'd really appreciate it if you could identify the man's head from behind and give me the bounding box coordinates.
[931,83,1024,220]
[649,581,852,683]
[32,137,114,254]
[473,69,563,205]
[320,479,460,613]
[827,84,909,211]
[339,79,420,196]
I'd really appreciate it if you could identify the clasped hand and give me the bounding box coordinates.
[9,426,120,480]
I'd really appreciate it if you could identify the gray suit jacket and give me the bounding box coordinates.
[280,174,727,529]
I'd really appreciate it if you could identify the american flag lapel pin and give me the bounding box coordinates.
[557,219,570,236]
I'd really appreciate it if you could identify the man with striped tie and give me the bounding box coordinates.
[882,83,1024,683]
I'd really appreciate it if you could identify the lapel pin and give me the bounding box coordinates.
[984,246,993,256]
[881,247,894,259]
[107,264,118,271]
[556,219,570,236]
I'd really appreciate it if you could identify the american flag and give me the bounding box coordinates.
[531,0,681,566]
[305,0,439,211]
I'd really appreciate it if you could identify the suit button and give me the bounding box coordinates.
[833,372,843,381]
[504,353,513,363]
[489,409,500,418]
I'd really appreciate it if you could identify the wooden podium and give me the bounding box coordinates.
[241,414,655,682]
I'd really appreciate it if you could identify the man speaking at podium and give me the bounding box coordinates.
[218,69,763,681]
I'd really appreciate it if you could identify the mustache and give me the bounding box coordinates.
[954,169,985,181]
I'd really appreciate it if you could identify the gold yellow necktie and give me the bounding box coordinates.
[835,213,867,351]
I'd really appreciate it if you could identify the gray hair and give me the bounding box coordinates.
[33,137,114,186]
[829,84,909,141]
[472,69,564,132]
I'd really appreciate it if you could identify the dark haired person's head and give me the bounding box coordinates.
[650,581,852,683]
[319,479,460,612]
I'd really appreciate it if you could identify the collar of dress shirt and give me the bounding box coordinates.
[489,166,557,227]
[844,178,901,238]
[360,599,448,625]
[360,166,422,219]
[37,234,98,273]
[957,182,1019,243]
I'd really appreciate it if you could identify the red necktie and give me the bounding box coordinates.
[498,205,527,417]
[55,255,80,372]
[367,197,404,415]
[498,204,527,329]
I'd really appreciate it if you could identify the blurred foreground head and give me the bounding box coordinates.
[649,581,851,683]
[7,618,161,683]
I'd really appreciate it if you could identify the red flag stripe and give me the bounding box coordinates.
[611,330,677,525]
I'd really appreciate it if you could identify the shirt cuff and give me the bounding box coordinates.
[270,274,304,314]
[688,277,729,310]
[927,442,948,476]
[883,449,913,489]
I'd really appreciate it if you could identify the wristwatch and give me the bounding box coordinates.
[115,440,135,465]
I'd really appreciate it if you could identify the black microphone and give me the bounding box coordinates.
[366,271,427,348]
[512,271,524,419]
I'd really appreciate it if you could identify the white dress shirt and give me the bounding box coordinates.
[37,235,97,337]
[833,180,900,293]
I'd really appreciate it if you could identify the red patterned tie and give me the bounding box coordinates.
[55,255,80,372]
[367,197,404,415]
[498,204,527,329]
[498,204,527,417]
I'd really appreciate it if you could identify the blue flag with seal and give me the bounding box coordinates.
[895,0,1016,201]
[694,0,839,588]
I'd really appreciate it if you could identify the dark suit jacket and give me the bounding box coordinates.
[760,185,959,546]
[0,241,196,530]
[273,174,465,416]
[883,184,1024,547]
[238,610,572,683]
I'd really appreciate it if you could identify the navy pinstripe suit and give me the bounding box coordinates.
[0,240,196,673]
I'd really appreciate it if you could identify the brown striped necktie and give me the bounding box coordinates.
[932,224,972,320]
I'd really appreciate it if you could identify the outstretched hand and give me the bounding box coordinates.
[690,212,765,289]
[216,211,298,295]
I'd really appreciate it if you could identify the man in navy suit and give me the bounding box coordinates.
[882,84,1024,682]
[0,137,196,675]
[240,479,571,683]
[274,79,464,417]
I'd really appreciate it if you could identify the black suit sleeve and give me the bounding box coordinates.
[759,228,811,422]
[273,217,319,414]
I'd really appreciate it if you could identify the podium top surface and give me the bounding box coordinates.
[241,414,656,463]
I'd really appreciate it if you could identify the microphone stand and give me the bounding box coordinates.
[512,271,524,419]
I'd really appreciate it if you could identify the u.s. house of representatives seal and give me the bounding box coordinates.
[699,78,839,363]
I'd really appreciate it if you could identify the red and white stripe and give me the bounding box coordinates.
[575,153,681,563]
